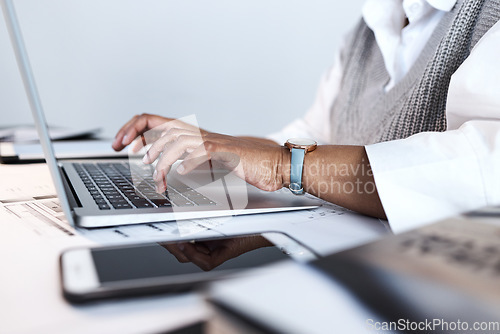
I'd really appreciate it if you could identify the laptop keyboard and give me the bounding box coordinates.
[73,162,216,210]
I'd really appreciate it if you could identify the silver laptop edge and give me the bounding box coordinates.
[1,0,76,225]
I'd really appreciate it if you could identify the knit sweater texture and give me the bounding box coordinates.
[329,0,500,145]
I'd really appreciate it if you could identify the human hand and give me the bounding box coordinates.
[160,235,272,271]
[112,115,288,193]
[111,113,209,152]
[142,128,288,193]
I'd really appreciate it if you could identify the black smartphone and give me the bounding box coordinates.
[60,232,317,303]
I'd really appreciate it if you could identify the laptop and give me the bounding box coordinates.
[1,0,320,228]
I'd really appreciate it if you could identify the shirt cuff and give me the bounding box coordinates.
[365,127,487,234]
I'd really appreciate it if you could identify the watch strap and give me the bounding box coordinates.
[289,147,305,195]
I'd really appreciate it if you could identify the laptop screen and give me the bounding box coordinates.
[1,0,75,225]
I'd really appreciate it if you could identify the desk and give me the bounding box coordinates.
[0,163,389,334]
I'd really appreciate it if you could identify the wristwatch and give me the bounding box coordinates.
[285,138,317,195]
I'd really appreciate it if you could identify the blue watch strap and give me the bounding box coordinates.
[289,147,305,195]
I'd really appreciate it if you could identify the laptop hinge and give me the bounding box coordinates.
[59,165,82,208]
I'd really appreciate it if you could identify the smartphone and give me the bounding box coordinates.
[60,232,318,303]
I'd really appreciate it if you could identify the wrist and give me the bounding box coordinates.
[284,138,317,195]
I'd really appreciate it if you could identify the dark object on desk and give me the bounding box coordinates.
[0,125,111,163]
[165,321,205,334]
[466,205,500,217]
[312,218,500,333]
[207,302,273,334]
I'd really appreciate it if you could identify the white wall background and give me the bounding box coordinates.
[0,0,365,139]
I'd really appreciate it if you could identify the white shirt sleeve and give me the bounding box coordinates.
[266,45,345,145]
[366,20,500,233]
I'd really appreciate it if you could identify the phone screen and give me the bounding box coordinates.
[91,234,292,284]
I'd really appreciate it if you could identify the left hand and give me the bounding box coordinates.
[142,129,288,193]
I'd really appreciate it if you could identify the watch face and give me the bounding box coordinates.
[285,138,317,152]
[286,138,317,147]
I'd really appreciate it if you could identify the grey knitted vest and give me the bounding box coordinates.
[329,0,500,145]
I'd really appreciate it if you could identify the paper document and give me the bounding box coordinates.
[0,163,390,249]
[0,125,100,142]
[1,196,224,244]
[0,140,128,162]
[0,163,223,244]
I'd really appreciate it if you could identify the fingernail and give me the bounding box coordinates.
[122,135,129,145]
[142,154,149,164]
[153,170,158,180]
[177,164,185,174]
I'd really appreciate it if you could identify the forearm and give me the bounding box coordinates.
[281,145,387,219]
[238,136,280,146]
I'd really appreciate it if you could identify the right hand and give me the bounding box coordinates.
[111,113,208,152]
[112,113,288,194]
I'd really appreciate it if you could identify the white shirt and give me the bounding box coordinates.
[269,0,500,233]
